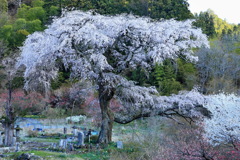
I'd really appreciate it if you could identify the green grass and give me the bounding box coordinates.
[7,150,85,160]
[4,141,146,160]
[22,137,60,143]
[113,117,165,135]
[80,152,109,160]
[23,115,47,119]
[6,147,113,160]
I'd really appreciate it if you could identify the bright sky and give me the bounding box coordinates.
[188,0,240,24]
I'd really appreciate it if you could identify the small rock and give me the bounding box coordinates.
[0,154,9,158]
[30,155,43,160]
[117,141,123,149]
[15,153,44,160]
[16,153,30,160]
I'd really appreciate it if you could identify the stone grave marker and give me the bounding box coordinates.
[15,142,19,152]
[77,132,84,146]
[86,129,92,143]
[63,139,67,149]
[0,131,3,145]
[12,137,16,146]
[72,126,78,136]
[68,143,74,151]
[53,143,57,149]
[59,139,64,147]
[63,127,67,134]
[117,141,123,149]
[51,143,57,149]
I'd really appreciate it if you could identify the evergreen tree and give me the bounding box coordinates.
[0,0,8,13]
[194,11,216,38]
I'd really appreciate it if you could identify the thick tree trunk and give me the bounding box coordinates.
[3,72,15,146]
[97,80,115,144]
[4,123,14,146]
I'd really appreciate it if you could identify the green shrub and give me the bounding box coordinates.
[90,135,98,143]
[49,6,60,16]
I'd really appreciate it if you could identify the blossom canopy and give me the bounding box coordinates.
[17,10,208,91]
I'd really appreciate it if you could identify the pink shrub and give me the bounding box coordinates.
[154,123,240,160]
[0,89,47,115]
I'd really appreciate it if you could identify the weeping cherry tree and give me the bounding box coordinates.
[17,10,209,144]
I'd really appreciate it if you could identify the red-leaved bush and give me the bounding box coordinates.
[0,89,47,116]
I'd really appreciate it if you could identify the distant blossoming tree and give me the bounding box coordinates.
[204,94,240,144]
[17,10,209,144]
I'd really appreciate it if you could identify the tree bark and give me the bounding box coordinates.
[3,72,15,146]
[3,122,14,146]
[97,80,115,144]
